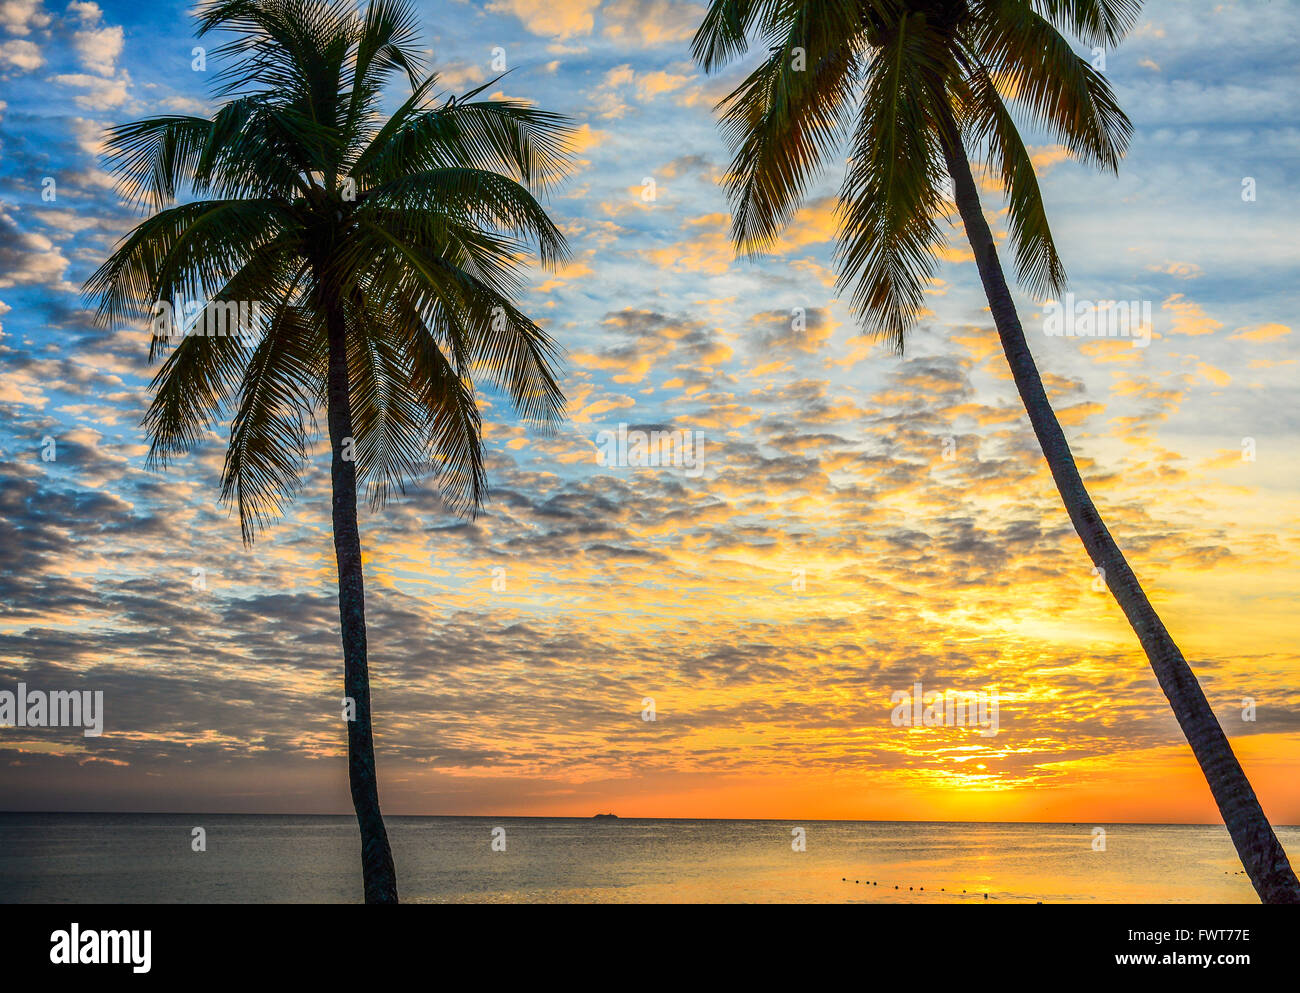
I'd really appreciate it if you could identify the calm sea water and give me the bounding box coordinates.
[0,814,1287,903]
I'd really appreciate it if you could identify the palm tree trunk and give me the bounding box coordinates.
[325,299,400,904]
[938,117,1300,903]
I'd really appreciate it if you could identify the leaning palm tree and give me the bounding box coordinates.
[85,0,573,903]
[693,0,1299,902]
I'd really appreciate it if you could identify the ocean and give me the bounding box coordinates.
[0,813,1287,903]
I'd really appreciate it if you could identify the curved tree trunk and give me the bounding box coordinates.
[938,120,1300,903]
[325,299,400,904]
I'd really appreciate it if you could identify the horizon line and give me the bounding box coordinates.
[2,810,1294,827]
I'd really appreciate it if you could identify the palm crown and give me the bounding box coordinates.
[693,0,1138,347]
[86,0,575,539]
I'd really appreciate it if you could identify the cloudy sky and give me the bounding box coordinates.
[0,0,1297,822]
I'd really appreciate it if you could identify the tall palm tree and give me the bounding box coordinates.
[85,0,574,903]
[692,0,1300,902]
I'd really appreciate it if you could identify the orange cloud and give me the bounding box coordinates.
[1162,294,1223,336]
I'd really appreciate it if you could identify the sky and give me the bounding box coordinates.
[0,0,1297,823]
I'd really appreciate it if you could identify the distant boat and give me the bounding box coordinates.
[593,813,619,819]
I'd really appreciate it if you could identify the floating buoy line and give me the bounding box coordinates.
[841,877,992,899]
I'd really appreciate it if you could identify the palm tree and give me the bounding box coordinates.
[85,0,574,903]
[692,0,1300,902]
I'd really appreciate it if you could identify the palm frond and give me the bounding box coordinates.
[715,12,866,254]
[350,218,565,427]
[357,94,575,195]
[220,299,321,542]
[143,251,308,463]
[102,116,214,211]
[969,0,1132,171]
[344,290,430,508]
[382,287,487,515]
[836,16,953,347]
[1026,0,1143,47]
[692,0,776,71]
[959,62,1067,297]
[85,199,295,328]
[360,167,570,267]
